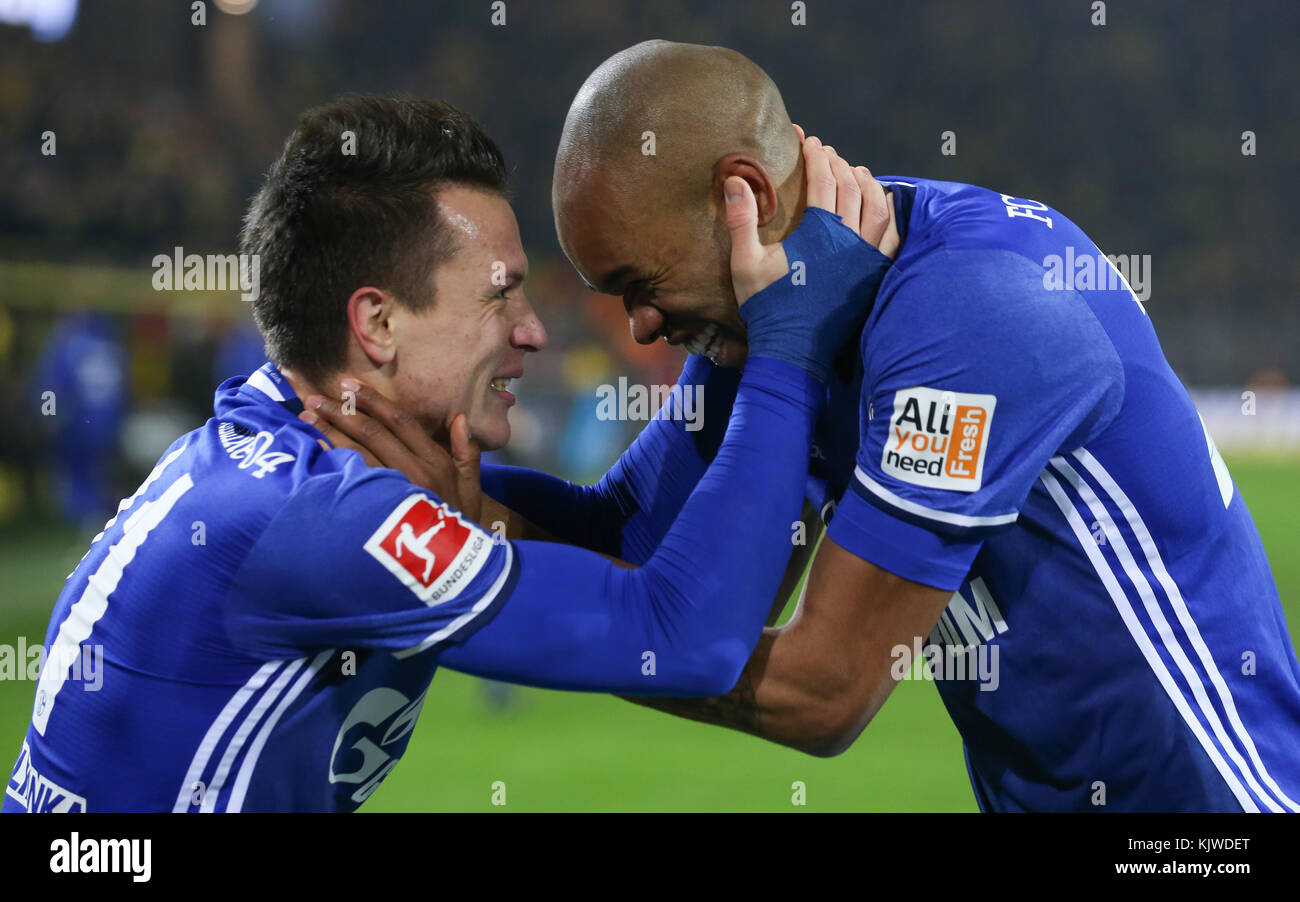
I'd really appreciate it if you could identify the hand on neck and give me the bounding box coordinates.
[766,154,901,259]
[280,366,356,410]
[280,360,391,410]
[280,363,455,450]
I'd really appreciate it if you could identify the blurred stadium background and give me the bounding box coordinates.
[0,0,1295,811]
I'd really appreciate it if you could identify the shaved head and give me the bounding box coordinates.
[556,39,800,216]
[553,40,807,366]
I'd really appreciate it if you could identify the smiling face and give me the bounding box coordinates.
[389,186,546,450]
[554,172,750,367]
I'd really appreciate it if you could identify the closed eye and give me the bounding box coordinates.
[623,279,654,305]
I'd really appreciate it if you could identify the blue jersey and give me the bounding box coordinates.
[6,352,825,813]
[5,366,517,813]
[810,177,1300,811]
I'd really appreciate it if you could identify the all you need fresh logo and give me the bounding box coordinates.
[882,387,996,492]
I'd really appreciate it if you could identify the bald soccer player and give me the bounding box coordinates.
[315,42,1300,812]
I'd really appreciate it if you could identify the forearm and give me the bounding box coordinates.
[627,588,893,757]
[625,626,857,755]
[767,502,823,625]
[480,355,739,563]
[479,466,621,552]
[438,357,820,697]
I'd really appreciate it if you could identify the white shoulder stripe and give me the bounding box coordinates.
[91,444,188,547]
[1072,448,1298,811]
[1050,456,1286,811]
[853,466,1018,528]
[226,650,334,812]
[200,657,304,811]
[34,472,194,736]
[246,367,286,402]
[1038,467,1258,811]
[394,541,516,660]
[172,660,284,812]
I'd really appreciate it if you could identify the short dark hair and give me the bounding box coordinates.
[240,94,510,380]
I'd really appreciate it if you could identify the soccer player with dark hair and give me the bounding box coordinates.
[3,93,888,812]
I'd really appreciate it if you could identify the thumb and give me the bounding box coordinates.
[449,414,483,521]
[724,176,764,281]
[725,176,788,305]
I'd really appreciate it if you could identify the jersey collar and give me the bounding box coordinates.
[878,177,918,248]
[218,362,306,417]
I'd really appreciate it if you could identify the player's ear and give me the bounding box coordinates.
[346,286,397,366]
[712,153,779,228]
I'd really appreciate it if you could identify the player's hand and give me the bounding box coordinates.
[729,128,894,382]
[726,130,890,304]
[797,127,892,250]
[299,381,483,523]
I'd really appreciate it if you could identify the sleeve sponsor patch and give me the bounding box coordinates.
[363,495,491,605]
[881,387,996,492]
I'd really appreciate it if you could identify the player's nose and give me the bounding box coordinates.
[511,296,547,352]
[627,304,664,345]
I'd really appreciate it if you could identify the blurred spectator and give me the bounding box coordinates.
[33,313,127,525]
[214,318,268,385]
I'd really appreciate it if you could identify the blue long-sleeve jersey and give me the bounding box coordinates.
[817,177,1300,811]
[5,357,820,812]
[488,178,1300,812]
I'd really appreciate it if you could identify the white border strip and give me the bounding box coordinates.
[394,541,516,660]
[172,660,283,812]
[34,473,195,736]
[246,367,286,402]
[1051,456,1283,811]
[853,466,1018,529]
[1074,448,1298,811]
[1039,468,1256,810]
[200,657,303,811]
[226,650,334,812]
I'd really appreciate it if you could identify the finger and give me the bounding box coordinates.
[300,408,379,468]
[299,409,337,449]
[792,123,806,141]
[854,165,891,248]
[449,414,483,522]
[802,136,836,213]
[826,147,863,235]
[342,379,433,458]
[305,393,409,468]
[303,411,383,468]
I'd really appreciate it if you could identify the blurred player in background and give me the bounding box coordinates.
[34,312,127,527]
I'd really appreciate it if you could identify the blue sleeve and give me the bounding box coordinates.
[225,455,516,659]
[437,356,819,697]
[828,249,1124,590]
[479,353,740,564]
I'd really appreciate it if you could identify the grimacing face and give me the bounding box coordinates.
[387,186,547,450]
[554,173,750,368]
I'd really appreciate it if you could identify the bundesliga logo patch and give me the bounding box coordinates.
[882,387,996,492]
[363,495,490,605]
